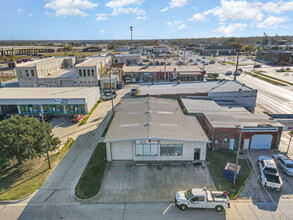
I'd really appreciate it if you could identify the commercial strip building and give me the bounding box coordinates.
[0,87,100,116]
[15,56,111,87]
[100,75,120,90]
[201,46,236,56]
[138,81,257,112]
[256,50,292,64]
[123,65,205,82]
[107,53,142,65]
[104,97,210,161]
[180,98,283,151]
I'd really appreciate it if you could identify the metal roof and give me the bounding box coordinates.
[76,56,109,67]
[138,80,255,96]
[104,97,210,143]
[181,98,283,128]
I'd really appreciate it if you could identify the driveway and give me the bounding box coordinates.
[239,150,293,211]
[87,161,216,203]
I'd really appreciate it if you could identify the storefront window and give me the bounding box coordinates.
[66,104,85,114]
[43,105,64,114]
[160,144,183,156]
[20,105,41,114]
[135,144,158,156]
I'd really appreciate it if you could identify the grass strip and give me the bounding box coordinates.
[75,143,107,199]
[244,71,286,86]
[0,138,74,201]
[79,99,102,126]
[207,150,253,198]
[253,71,293,85]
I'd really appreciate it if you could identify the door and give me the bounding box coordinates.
[250,134,273,149]
[194,148,200,160]
[229,139,235,150]
[189,197,206,208]
[243,139,250,150]
[111,142,133,160]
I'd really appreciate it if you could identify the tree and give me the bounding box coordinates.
[0,115,60,168]
[257,45,263,51]
[212,73,219,79]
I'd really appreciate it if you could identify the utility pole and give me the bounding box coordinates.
[164,59,167,82]
[233,125,242,186]
[130,26,133,45]
[109,61,115,116]
[41,113,51,169]
[234,49,240,81]
[287,132,293,156]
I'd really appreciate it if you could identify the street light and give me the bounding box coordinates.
[130,26,133,44]
[40,112,51,169]
[234,49,240,81]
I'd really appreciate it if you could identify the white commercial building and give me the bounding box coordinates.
[0,87,100,115]
[104,97,210,161]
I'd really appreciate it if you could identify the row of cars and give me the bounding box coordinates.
[257,154,293,190]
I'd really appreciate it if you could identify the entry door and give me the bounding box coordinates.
[243,139,250,150]
[229,139,235,150]
[194,148,200,160]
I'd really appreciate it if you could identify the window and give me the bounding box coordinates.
[160,144,183,156]
[31,70,34,76]
[224,138,228,143]
[25,69,29,77]
[79,69,82,77]
[136,144,158,156]
[92,81,95,83]
[87,69,90,76]
[91,69,94,76]
[80,81,83,83]
[190,197,205,203]
[83,69,86,77]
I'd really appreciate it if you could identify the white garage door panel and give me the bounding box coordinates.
[111,142,133,160]
[250,134,273,149]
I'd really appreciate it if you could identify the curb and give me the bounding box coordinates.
[0,192,34,204]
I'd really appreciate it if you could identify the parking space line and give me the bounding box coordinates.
[163,203,174,215]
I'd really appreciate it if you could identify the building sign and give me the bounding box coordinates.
[61,99,68,104]
[54,99,62,104]
[135,139,159,144]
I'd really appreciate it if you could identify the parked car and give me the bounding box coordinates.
[225,71,232,75]
[254,64,261,68]
[204,62,209,65]
[197,58,201,61]
[272,154,293,176]
[202,57,206,59]
[131,78,136,83]
[139,78,144,83]
[201,61,205,63]
[207,73,213,77]
[233,70,241,76]
[71,114,83,123]
[257,156,283,190]
[175,187,230,212]
[189,59,193,62]
[131,88,137,96]
[209,60,215,64]
[194,62,198,65]
[125,77,131,83]
[102,91,117,100]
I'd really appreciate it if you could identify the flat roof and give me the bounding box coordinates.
[0,87,99,100]
[16,57,72,68]
[39,68,76,79]
[181,98,283,128]
[104,97,210,143]
[138,80,255,96]
[124,65,203,73]
[76,56,108,67]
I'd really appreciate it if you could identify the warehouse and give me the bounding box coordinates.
[181,98,283,151]
[104,97,210,161]
[0,87,100,116]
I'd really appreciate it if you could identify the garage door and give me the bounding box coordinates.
[111,142,133,160]
[250,134,273,149]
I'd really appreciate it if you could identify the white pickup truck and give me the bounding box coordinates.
[175,187,230,212]
[257,156,283,190]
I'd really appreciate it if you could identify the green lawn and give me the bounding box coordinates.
[207,149,252,198]
[0,138,74,201]
[79,99,102,126]
[75,142,107,199]
[244,71,286,86]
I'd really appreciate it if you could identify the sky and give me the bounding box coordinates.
[0,0,293,40]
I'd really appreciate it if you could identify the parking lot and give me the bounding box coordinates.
[239,150,293,210]
[86,161,216,203]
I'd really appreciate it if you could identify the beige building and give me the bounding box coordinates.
[16,56,111,87]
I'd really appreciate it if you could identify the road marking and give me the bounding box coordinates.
[163,203,174,215]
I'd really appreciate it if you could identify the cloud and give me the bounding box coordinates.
[178,24,187,29]
[17,8,25,14]
[100,30,106,33]
[136,16,146,20]
[188,13,206,22]
[44,0,98,17]
[28,13,33,16]
[161,0,187,12]
[96,13,107,20]
[216,22,247,36]
[106,0,145,15]
[256,16,288,28]
[166,21,174,27]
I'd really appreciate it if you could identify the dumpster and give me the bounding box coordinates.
[224,162,241,181]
